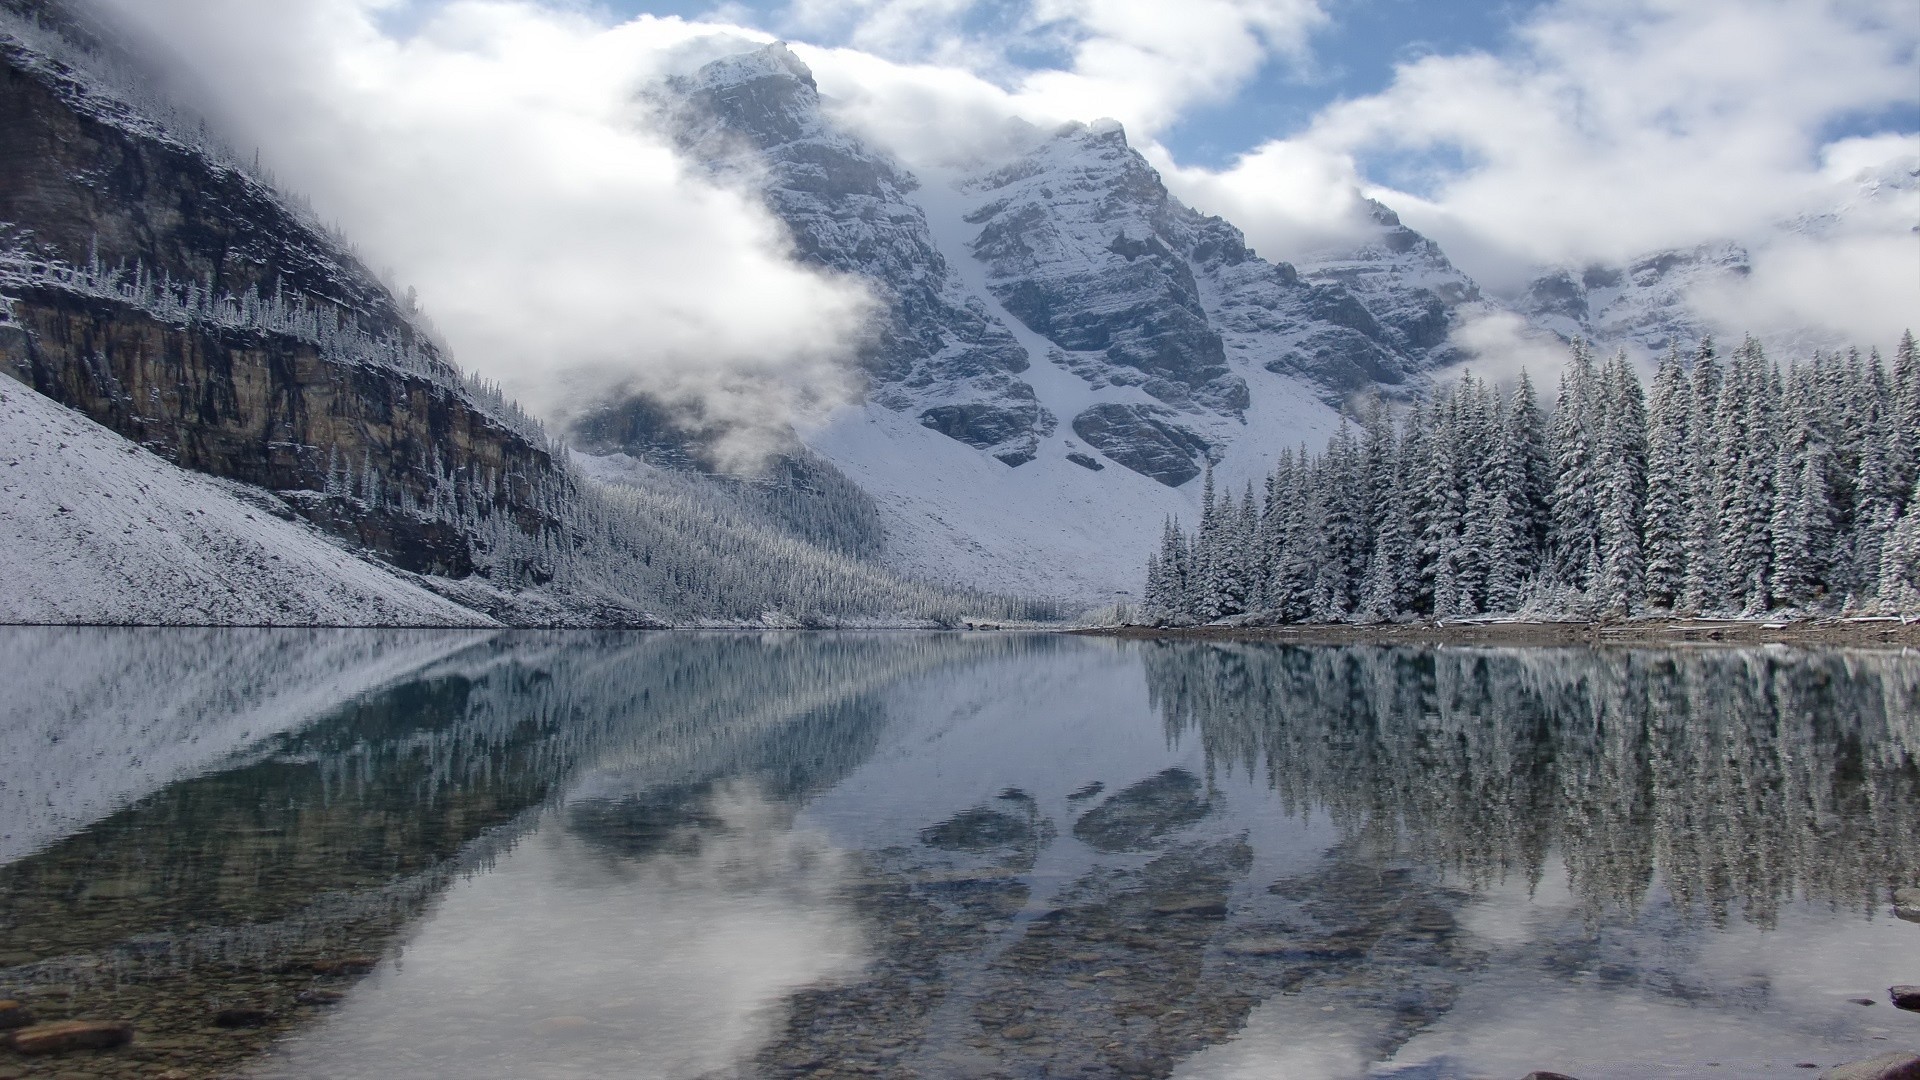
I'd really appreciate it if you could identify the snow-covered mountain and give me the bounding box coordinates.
[1516,241,1752,356]
[1514,155,1919,357]
[619,44,1507,601]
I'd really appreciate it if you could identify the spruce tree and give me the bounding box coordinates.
[1679,340,1724,613]
[1642,348,1690,610]
[1549,343,1602,593]
[1595,354,1648,615]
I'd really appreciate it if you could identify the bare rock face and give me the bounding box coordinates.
[1,17,567,580]
[961,121,1248,415]
[1515,241,1750,355]
[1070,403,1214,487]
[652,44,1045,467]
[650,45,1480,490]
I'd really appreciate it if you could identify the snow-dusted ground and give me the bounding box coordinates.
[802,172,1340,606]
[0,626,493,864]
[0,379,496,627]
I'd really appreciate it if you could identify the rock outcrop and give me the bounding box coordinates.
[653,44,1047,467]
[1,13,567,581]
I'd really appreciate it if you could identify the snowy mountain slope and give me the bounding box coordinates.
[0,626,491,864]
[799,167,1338,604]
[653,44,1043,466]
[0,378,499,626]
[1284,199,1493,381]
[1515,154,1919,356]
[632,45,1459,600]
[1516,241,1752,356]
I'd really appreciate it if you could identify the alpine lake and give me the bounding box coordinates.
[1,630,1916,1080]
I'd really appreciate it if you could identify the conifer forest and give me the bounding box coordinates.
[1143,333,1920,624]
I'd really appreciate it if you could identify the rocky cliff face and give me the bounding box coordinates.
[654,44,1047,467]
[0,13,567,581]
[1514,241,1750,356]
[650,47,1482,497]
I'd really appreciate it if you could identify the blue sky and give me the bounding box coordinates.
[593,0,1561,167]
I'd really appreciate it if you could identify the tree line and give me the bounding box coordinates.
[1143,333,1920,623]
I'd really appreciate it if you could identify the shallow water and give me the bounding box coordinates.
[1,629,1916,1079]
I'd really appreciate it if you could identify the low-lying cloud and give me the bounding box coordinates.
[93,0,877,463]
[84,0,1918,452]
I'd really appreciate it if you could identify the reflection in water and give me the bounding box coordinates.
[255,783,867,1080]
[0,632,1914,1080]
[1145,644,1920,925]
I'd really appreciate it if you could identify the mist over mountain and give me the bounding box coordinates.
[1,0,1914,617]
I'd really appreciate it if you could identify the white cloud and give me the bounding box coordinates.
[1172,0,1918,345]
[82,0,1917,431]
[790,0,1327,155]
[91,0,878,462]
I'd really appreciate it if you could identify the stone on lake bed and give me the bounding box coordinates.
[1893,985,1920,1012]
[0,1001,32,1030]
[1522,1072,1583,1080]
[295,990,345,1006]
[214,1007,272,1028]
[1896,887,1920,923]
[1820,1051,1920,1080]
[6,1019,134,1055]
[1150,896,1228,917]
[312,956,377,976]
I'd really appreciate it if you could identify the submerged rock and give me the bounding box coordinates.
[922,806,1037,851]
[1892,985,1920,1011]
[1072,768,1213,852]
[6,1019,134,1055]
[0,1001,31,1030]
[213,1007,272,1028]
[1894,887,1920,923]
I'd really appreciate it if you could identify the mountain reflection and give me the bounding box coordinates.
[1142,643,1920,924]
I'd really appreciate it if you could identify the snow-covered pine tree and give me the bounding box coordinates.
[1641,349,1690,610]
[1878,478,1920,613]
[1595,354,1648,615]
[1237,482,1262,614]
[1317,423,1366,619]
[1768,363,1834,609]
[1549,342,1602,594]
[1358,404,1413,620]
[1717,337,1779,613]
[1194,466,1222,621]
[1454,376,1500,615]
[1481,386,1532,614]
[1266,448,1314,622]
[1423,388,1469,618]
[1679,340,1724,613]
[1893,331,1919,510]
[1510,370,1554,570]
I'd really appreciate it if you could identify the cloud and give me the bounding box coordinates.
[82,0,1917,436]
[89,0,879,463]
[1169,0,1919,348]
[789,0,1328,169]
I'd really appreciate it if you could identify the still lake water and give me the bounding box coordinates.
[1,630,1917,1080]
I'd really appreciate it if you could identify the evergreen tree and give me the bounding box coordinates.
[1879,479,1920,612]
[1679,340,1724,613]
[1642,348,1690,609]
[1595,354,1648,614]
[1550,343,1602,592]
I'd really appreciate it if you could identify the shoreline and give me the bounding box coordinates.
[1074,616,1920,648]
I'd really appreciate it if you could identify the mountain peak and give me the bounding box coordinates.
[687,42,815,94]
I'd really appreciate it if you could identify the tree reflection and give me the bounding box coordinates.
[1143,643,1920,924]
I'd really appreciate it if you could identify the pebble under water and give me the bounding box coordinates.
[0,629,1917,1079]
